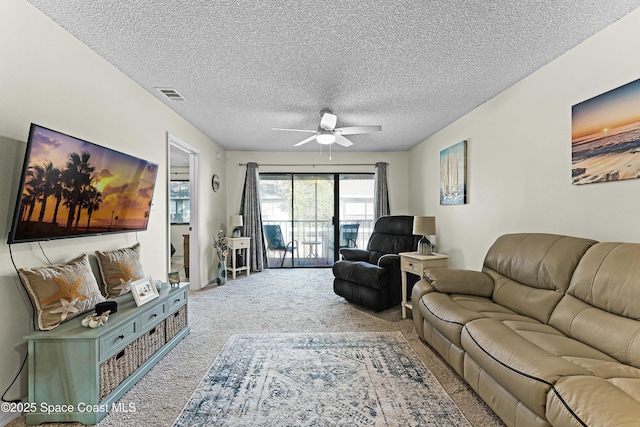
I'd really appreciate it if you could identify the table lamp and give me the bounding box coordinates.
[412,216,436,255]
[230,215,243,237]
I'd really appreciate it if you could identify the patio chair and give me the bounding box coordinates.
[263,224,299,267]
[338,223,360,249]
[328,223,360,255]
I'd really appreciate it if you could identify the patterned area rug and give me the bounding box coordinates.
[174,332,470,426]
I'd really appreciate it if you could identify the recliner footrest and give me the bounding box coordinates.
[333,260,388,289]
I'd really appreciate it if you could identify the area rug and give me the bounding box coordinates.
[174,332,470,426]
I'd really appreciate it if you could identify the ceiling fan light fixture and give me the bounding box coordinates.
[316,132,336,145]
[274,111,380,147]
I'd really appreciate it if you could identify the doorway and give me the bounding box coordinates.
[259,173,374,268]
[168,134,201,290]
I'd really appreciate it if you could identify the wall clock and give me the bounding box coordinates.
[211,174,220,192]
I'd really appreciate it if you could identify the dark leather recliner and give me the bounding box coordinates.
[332,215,420,311]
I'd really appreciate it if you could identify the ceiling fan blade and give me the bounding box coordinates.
[333,134,353,147]
[272,127,317,133]
[320,112,338,131]
[293,134,319,146]
[334,125,382,135]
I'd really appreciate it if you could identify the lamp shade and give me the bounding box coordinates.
[412,216,436,236]
[230,215,243,227]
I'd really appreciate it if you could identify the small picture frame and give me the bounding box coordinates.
[168,271,180,286]
[131,276,159,307]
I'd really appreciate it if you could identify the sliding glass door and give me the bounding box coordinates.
[293,174,334,265]
[260,174,294,267]
[337,174,375,252]
[260,173,374,268]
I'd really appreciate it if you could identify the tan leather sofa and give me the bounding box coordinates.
[412,233,640,427]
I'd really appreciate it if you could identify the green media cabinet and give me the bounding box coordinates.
[24,282,189,425]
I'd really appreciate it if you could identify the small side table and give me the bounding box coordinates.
[227,237,251,279]
[399,252,449,319]
[302,241,321,257]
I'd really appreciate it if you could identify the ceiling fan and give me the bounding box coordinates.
[272,110,382,147]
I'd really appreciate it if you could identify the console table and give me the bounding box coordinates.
[399,252,449,319]
[227,237,250,279]
[24,283,189,425]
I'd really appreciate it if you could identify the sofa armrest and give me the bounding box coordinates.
[377,253,400,270]
[411,277,436,302]
[339,248,370,262]
[423,268,494,297]
[411,277,437,338]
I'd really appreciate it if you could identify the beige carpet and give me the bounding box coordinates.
[8,268,503,427]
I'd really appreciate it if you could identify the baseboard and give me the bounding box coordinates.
[188,277,217,291]
[0,408,21,426]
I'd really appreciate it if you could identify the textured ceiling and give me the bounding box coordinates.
[29,1,640,154]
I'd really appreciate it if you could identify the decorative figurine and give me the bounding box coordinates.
[81,310,111,328]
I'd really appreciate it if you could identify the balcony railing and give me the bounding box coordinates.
[262,217,373,267]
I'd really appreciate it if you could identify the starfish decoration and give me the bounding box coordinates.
[116,262,137,281]
[42,277,88,305]
[113,278,133,295]
[49,298,79,321]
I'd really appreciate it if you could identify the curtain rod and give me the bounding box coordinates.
[238,163,376,167]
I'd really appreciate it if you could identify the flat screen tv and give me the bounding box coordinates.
[8,124,159,244]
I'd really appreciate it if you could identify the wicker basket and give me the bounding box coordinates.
[99,340,139,400]
[138,321,166,364]
[165,306,187,342]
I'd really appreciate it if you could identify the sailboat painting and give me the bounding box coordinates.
[440,140,467,205]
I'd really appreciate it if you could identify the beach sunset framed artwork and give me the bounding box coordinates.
[440,140,467,205]
[572,77,640,185]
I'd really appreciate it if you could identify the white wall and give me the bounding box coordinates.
[225,151,411,233]
[0,0,225,402]
[409,8,640,270]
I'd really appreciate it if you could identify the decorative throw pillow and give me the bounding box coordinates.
[18,254,106,331]
[95,243,146,299]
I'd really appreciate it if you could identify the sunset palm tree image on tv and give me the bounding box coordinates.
[8,124,159,243]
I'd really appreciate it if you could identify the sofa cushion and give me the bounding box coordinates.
[486,270,567,325]
[561,356,640,381]
[332,260,388,289]
[547,376,640,427]
[550,242,640,369]
[502,321,618,364]
[483,233,597,324]
[461,318,594,419]
[550,295,640,369]
[18,254,106,330]
[419,293,537,347]
[567,242,640,318]
[484,233,597,292]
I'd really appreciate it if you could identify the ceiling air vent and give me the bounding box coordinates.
[155,87,186,102]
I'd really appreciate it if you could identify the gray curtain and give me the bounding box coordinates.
[374,162,390,220]
[240,162,267,272]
